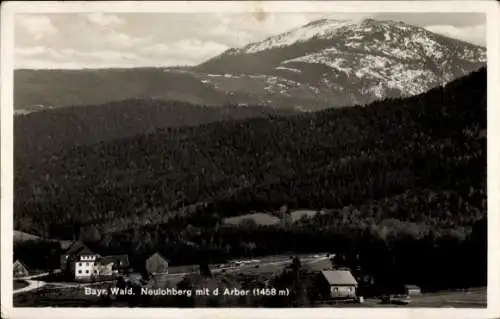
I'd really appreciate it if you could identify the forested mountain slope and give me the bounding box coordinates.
[15,67,486,235]
[14,68,229,111]
[14,99,296,168]
[15,68,487,291]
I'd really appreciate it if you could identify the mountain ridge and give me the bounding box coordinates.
[15,18,486,113]
[195,18,485,107]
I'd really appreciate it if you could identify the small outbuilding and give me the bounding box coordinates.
[13,260,30,278]
[101,255,131,274]
[404,284,421,296]
[145,252,169,275]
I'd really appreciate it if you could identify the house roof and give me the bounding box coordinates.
[101,255,130,268]
[64,241,96,256]
[14,257,43,271]
[13,259,29,271]
[147,252,169,262]
[320,270,358,286]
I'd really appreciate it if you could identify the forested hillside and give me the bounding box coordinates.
[15,68,487,291]
[14,99,296,168]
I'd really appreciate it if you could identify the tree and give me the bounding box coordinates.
[199,260,212,278]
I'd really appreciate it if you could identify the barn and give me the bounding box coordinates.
[13,260,30,278]
[318,270,358,299]
[404,284,422,296]
[145,252,169,275]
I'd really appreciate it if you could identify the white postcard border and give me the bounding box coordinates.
[1,1,499,318]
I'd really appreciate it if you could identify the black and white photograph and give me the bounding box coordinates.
[1,1,499,318]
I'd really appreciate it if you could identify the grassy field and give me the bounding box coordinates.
[224,213,280,226]
[167,264,200,274]
[223,210,321,227]
[14,230,42,242]
[329,288,487,308]
[289,210,322,222]
[406,288,486,307]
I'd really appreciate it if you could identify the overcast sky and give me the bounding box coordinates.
[14,12,486,69]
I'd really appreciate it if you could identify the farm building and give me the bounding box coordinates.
[404,284,422,296]
[145,252,169,275]
[13,260,30,278]
[101,255,131,274]
[318,270,358,299]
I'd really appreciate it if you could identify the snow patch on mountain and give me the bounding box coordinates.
[461,47,486,62]
[194,17,486,110]
[388,68,437,96]
[283,46,441,97]
[410,35,444,59]
[275,66,302,73]
[283,49,354,74]
[241,19,357,54]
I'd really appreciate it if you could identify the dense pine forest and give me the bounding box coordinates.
[14,67,487,293]
[14,99,296,168]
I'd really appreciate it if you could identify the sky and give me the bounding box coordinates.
[14,12,486,69]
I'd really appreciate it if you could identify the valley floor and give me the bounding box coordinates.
[13,286,486,308]
[12,253,486,308]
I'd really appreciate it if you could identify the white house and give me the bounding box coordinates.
[60,241,101,280]
[61,241,132,281]
[75,255,99,279]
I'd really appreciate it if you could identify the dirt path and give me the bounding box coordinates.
[13,272,49,294]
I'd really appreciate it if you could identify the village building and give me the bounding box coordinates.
[100,255,131,275]
[318,270,358,299]
[58,240,140,281]
[60,241,101,280]
[13,260,30,278]
[93,261,114,277]
[75,254,100,280]
[60,241,95,271]
[145,252,169,275]
[75,254,132,280]
[404,284,422,296]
